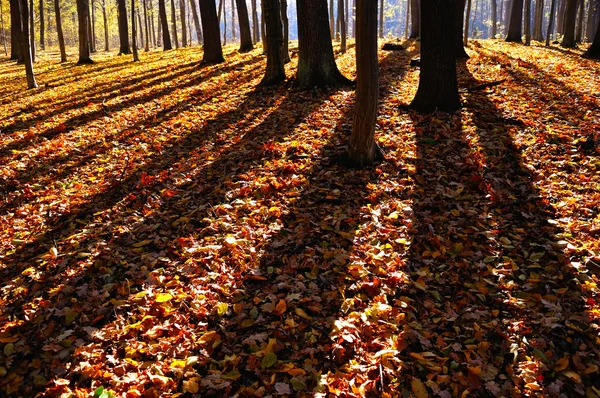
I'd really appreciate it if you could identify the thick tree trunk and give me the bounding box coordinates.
[524,0,530,44]
[10,0,24,62]
[561,0,578,46]
[39,0,44,49]
[180,0,187,46]
[117,0,131,53]
[251,0,258,42]
[505,0,523,42]
[586,0,599,42]
[575,0,584,42]
[199,0,224,62]
[410,0,461,112]
[76,0,94,63]
[347,0,381,168]
[532,0,543,40]
[491,0,497,37]
[409,0,419,37]
[260,0,285,85]
[235,0,252,50]
[545,0,556,45]
[338,0,346,52]
[132,0,139,59]
[584,11,600,56]
[295,0,352,87]
[171,0,179,47]
[20,0,37,87]
[281,0,290,61]
[189,0,202,44]
[158,0,172,49]
[102,0,109,50]
[557,0,566,34]
[455,0,469,57]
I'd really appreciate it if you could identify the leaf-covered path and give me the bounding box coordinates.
[1,41,599,397]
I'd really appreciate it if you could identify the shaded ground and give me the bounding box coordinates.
[1,41,599,397]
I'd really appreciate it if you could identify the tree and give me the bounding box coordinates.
[189,0,203,45]
[532,0,544,41]
[583,12,600,57]
[235,0,253,51]
[338,0,346,52]
[464,0,472,46]
[409,0,419,38]
[54,0,67,60]
[29,0,35,60]
[132,0,139,60]
[199,0,224,63]
[378,0,383,38]
[259,0,285,85]
[158,0,172,49]
[455,0,469,58]
[545,0,557,46]
[505,0,524,42]
[117,0,131,53]
[180,0,187,46]
[0,0,7,55]
[410,0,461,112]
[295,0,352,87]
[490,0,497,38]
[281,0,290,62]
[39,0,44,49]
[346,0,381,167]
[18,0,37,87]
[76,0,94,63]
[143,0,150,50]
[10,0,23,61]
[524,0,531,44]
[251,0,258,42]
[561,0,578,47]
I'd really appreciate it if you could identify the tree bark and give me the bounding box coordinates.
[76,0,94,63]
[404,0,410,38]
[410,0,461,113]
[295,0,352,87]
[39,0,44,49]
[347,0,381,168]
[329,0,334,36]
[584,10,600,56]
[575,0,584,42]
[505,0,523,42]
[10,0,23,61]
[338,0,346,52]
[158,0,172,49]
[0,0,7,55]
[143,0,149,49]
[117,0,131,53]
[532,0,543,40]
[189,0,202,44]
[20,0,37,87]
[464,0,472,45]
[281,0,290,61]
[557,0,566,34]
[455,0,469,57]
[545,0,556,45]
[491,0,497,37]
[586,0,599,42]
[29,0,35,60]
[91,0,96,51]
[101,0,109,50]
[260,0,285,85]
[251,0,258,42]
[524,0,530,44]
[180,0,187,46]
[235,0,252,50]
[378,0,383,37]
[171,0,179,47]
[561,0,578,46]
[199,0,224,62]
[409,0,419,38]
[132,0,139,59]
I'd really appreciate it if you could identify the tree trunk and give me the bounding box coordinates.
[137,9,143,45]
[39,0,44,49]
[171,0,179,47]
[584,10,600,56]
[158,5,163,44]
[455,0,469,57]
[102,0,109,50]
[261,8,265,50]
[532,0,543,40]
[76,0,94,63]
[87,6,94,52]
[10,0,23,61]
[117,0,130,53]
[150,3,156,46]
[409,0,419,38]
[281,0,290,61]
[158,0,172,48]
[524,0,530,44]
[545,0,556,45]
[464,0,471,45]
[199,0,224,62]
[295,0,352,87]
[404,0,410,38]
[132,0,139,59]
[586,0,599,42]
[491,0,497,37]
[0,0,7,55]
[91,0,96,51]
[189,0,202,44]
[143,0,149,49]
[251,0,258,42]
[352,0,355,37]
[223,0,227,44]
[235,0,252,50]
[329,0,334,36]
[180,0,187,45]
[557,0,566,34]
[378,0,383,37]
[347,0,381,168]
[575,0,584,42]
[260,0,285,85]
[339,0,346,52]
[505,0,523,41]
[29,0,35,60]
[561,0,578,46]
[20,0,37,87]
[410,0,461,112]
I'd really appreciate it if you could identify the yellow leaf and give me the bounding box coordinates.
[198,331,219,344]
[411,377,429,398]
[294,308,311,320]
[133,239,153,247]
[563,370,582,383]
[387,212,399,220]
[217,302,229,316]
[170,359,187,368]
[155,293,173,303]
[554,357,569,371]
[585,364,599,374]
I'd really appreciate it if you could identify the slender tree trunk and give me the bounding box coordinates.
[231,0,235,40]
[455,0,469,57]
[29,0,35,60]
[143,0,149,49]
[524,0,530,44]
[20,0,38,87]
[150,3,156,46]
[137,8,143,45]
[251,0,258,42]
[76,0,94,63]
[575,0,584,42]
[347,0,381,168]
[532,0,543,40]
[0,0,7,55]
[102,0,109,50]
[545,0,556,45]
[584,10,600,56]
[180,0,187,45]
[586,0,598,41]
[505,0,523,41]
[39,0,44,49]
[295,0,352,87]
[91,0,96,51]
[339,0,346,52]
[117,0,131,53]
[404,0,409,38]
[352,0,355,37]
[159,0,172,48]
[189,0,202,44]
[260,0,284,85]
[158,5,163,45]
[10,0,23,61]
[170,0,179,47]
[491,0,497,37]
[223,0,227,44]
[236,0,252,50]
[199,0,224,62]
[561,0,578,46]
[464,0,472,45]
[557,0,566,34]
[132,0,139,59]
[329,0,334,36]
[409,0,419,38]
[378,0,383,37]
[281,0,290,61]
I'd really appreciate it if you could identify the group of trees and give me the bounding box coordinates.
[3,0,600,164]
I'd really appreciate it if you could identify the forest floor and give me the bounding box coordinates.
[1,39,599,397]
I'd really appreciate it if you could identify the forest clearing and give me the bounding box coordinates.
[1,39,600,396]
